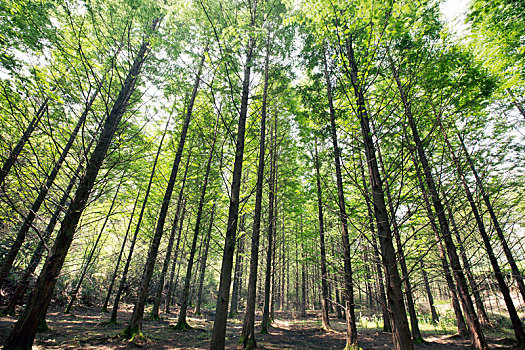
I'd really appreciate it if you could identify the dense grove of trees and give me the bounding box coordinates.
[0,0,524,349]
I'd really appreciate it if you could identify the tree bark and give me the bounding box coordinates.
[420,260,439,324]
[343,39,414,349]
[150,141,193,320]
[410,149,468,336]
[230,215,245,317]
[123,47,205,339]
[65,171,125,314]
[166,200,188,312]
[196,203,216,316]
[101,186,140,313]
[439,123,525,346]
[458,133,525,304]
[314,140,331,331]
[110,96,169,323]
[444,191,490,327]
[210,3,257,348]
[390,54,487,349]
[2,18,159,349]
[174,111,219,329]
[238,23,268,349]
[0,90,97,289]
[322,45,359,349]
[0,97,47,187]
[261,111,276,334]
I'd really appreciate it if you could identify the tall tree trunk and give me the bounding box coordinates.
[210,4,257,348]
[439,122,525,346]
[238,23,268,349]
[410,149,468,336]
[261,112,276,334]
[375,133,424,343]
[314,140,331,331]
[230,216,245,317]
[458,133,525,303]
[389,55,487,349]
[150,141,192,320]
[101,187,140,313]
[174,111,219,330]
[166,200,188,312]
[0,91,97,289]
[196,203,216,316]
[322,45,359,349]
[0,97,47,186]
[65,169,125,314]
[420,260,439,324]
[358,153,391,332]
[1,157,86,316]
[444,191,490,327]
[2,18,160,349]
[123,47,206,339]
[300,221,306,318]
[110,100,170,324]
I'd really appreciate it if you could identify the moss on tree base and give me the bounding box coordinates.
[238,334,257,349]
[121,324,145,341]
[171,320,192,331]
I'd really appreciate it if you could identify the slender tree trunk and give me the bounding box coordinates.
[420,261,439,323]
[165,193,188,315]
[1,158,86,316]
[0,91,97,289]
[390,55,487,349]
[261,112,276,334]
[150,142,192,320]
[101,187,140,313]
[444,191,490,326]
[410,149,468,336]
[2,18,160,349]
[209,16,257,342]
[110,102,170,324]
[439,124,525,346]
[0,97,47,187]
[175,110,219,329]
[238,23,267,349]
[358,153,391,332]
[300,221,306,318]
[196,203,216,316]
[375,134,423,342]
[166,200,189,311]
[123,47,205,339]
[65,170,125,313]
[314,140,331,330]
[506,88,525,120]
[458,133,525,303]
[322,45,359,349]
[1,126,101,311]
[230,216,245,317]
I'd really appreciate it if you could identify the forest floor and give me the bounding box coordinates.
[0,305,518,349]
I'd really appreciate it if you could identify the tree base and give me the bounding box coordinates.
[121,324,145,341]
[238,334,257,349]
[171,320,192,331]
[37,318,49,333]
[343,343,361,350]
[320,324,332,332]
[413,335,426,344]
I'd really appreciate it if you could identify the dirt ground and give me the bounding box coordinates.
[0,306,517,349]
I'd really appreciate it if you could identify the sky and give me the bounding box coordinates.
[440,0,471,35]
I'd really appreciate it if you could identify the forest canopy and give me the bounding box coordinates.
[0,0,524,349]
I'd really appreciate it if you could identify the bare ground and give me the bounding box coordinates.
[0,306,517,349]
